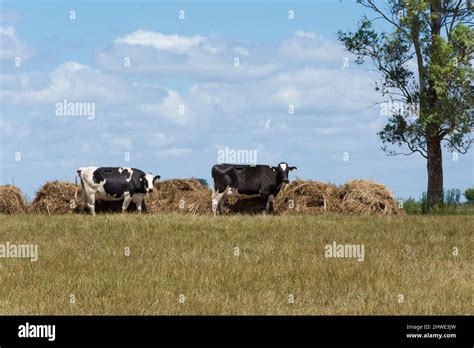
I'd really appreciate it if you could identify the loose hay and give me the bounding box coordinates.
[24,178,400,215]
[340,179,400,215]
[273,180,340,215]
[145,179,212,214]
[0,185,27,214]
[29,181,80,214]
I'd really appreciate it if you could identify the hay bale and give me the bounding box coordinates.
[273,180,340,215]
[30,181,80,214]
[145,179,212,214]
[340,179,400,215]
[0,185,27,214]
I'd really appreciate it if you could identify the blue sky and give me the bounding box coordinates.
[1,0,473,200]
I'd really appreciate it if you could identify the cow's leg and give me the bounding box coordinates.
[221,187,236,213]
[78,187,87,213]
[132,194,145,213]
[219,190,227,214]
[86,192,96,216]
[212,190,225,216]
[265,194,275,214]
[211,191,218,215]
[135,199,143,213]
[122,192,132,213]
[260,191,270,215]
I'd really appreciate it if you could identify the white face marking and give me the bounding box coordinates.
[145,173,154,192]
[279,163,287,171]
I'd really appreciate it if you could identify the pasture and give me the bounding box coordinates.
[0,213,472,315]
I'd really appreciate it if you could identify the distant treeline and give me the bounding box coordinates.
[401,187,474,215]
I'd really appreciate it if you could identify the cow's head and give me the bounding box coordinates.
[142,173,161,193]
[275,162,297,185]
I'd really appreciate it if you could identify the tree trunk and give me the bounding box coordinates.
[426,135,443,207]
[425,1,443,208]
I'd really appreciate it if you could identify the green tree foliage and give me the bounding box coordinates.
[338,0,473,207]
[464,187,474,202]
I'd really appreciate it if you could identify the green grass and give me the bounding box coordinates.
[0,214,472,315]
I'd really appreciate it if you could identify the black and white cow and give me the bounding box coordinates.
[211,162,297,215]
[76,167,160,215]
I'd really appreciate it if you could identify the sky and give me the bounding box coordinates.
[1,0,473,200]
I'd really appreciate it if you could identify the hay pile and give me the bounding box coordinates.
[273,180,340,215]
[0,185,27,214]
[29,181,80,214]
[145,179,212,214]
[340,179,400,215]
[10,178,400,215]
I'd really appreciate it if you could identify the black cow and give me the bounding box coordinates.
[211,162,297,215]
[76,166,160,215]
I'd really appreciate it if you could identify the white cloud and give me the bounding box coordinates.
[98,31,279,81]
[0,61,169,107]
[0,26,31,61]
[295,30,316,39]
[115,30,205,54]
[233,46,249,56]
[279,32,346,65]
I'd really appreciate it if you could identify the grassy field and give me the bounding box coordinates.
[0,214,472,315]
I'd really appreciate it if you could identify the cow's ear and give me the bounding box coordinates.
[153,175,161,182]
[289,166,297,171]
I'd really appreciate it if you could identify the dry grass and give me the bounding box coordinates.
[0,214,471,315]
[0,185,27,214]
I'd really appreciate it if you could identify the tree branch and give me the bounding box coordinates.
[442,136,473,154]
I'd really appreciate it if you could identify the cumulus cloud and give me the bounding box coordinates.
[97,29,351,83]
[98,31,279,81]
[278,31,347,65]
[138,89,193,126]
[0,61,171,109]
[114,30,205,54]
[1,27,415,196]
[295,30,317,39]
[0,26,32,61]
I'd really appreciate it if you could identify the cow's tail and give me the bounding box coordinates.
[74,170,82,201]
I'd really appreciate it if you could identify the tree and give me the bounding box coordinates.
[465,187,474,202]
[338,0,473,207]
